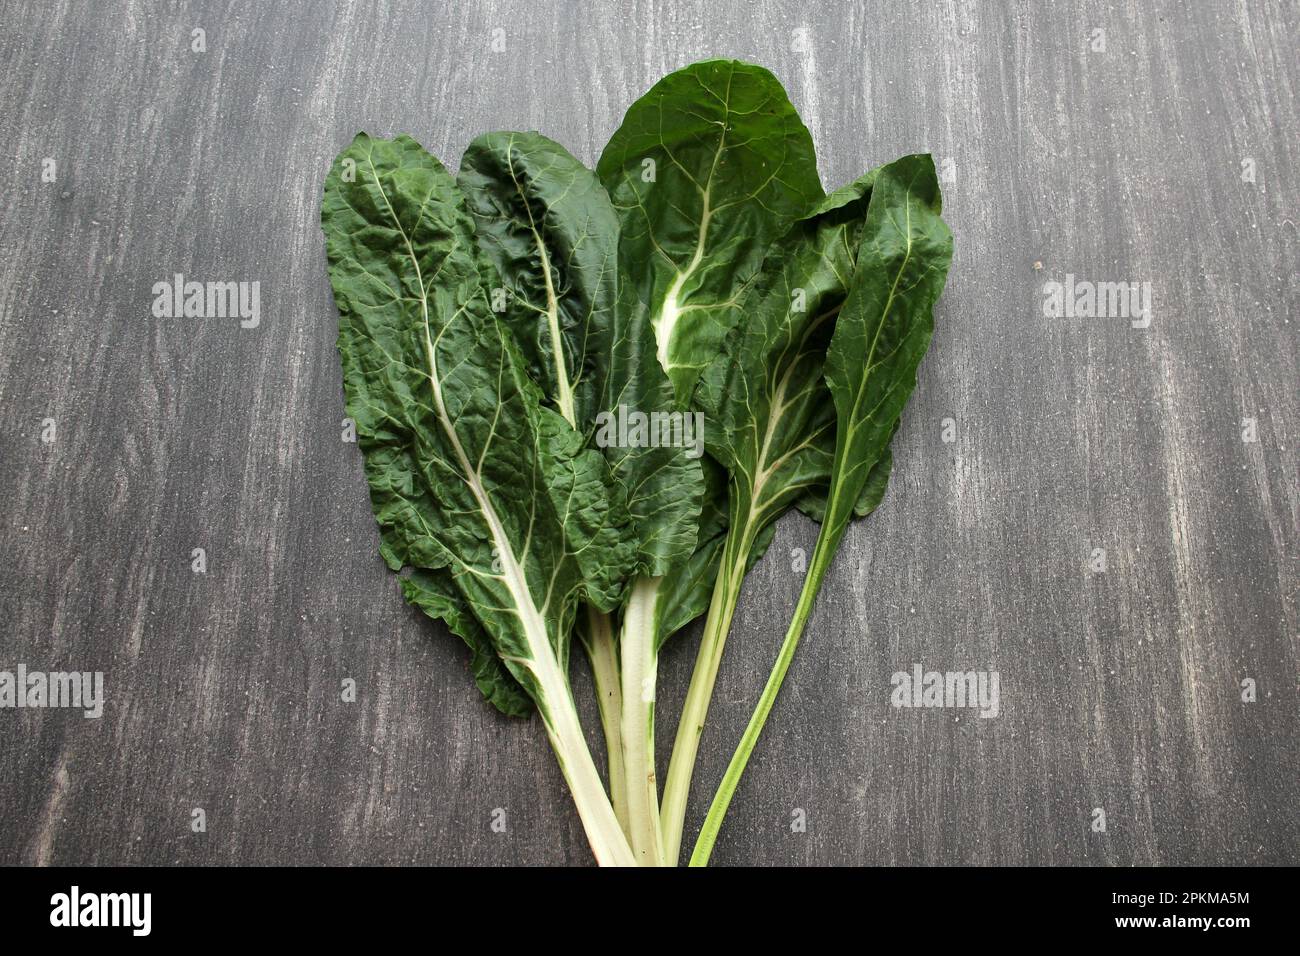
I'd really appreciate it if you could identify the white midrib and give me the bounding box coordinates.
[419,327,549,689]
[418,311,632,867]
[619,575,665,865]
[531,233,576,426]
[508,147,576,426]
[653,124,726,372]
[368,158,632,865]
[654,200,710,371]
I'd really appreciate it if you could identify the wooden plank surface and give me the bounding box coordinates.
[0,0,1295,866]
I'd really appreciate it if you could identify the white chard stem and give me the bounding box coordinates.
[536,659,637,867]
[619,577,666,865]
[584,607,630,836]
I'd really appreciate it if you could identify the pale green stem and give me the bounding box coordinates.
[620,576,666,865]
[538,692,637,867]
[583,606,628,836]
[660,516,756,864]
[688,519,842,866]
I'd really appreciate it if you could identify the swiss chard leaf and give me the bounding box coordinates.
[325,132,604,696]
[695,169,880,562]
[687,154,954,867]
[323,131,635,865]
[597,59,824,403]
[460,130,703,581]
[455,127,711,866]
[457,132,615,432]
[819,155,952,542]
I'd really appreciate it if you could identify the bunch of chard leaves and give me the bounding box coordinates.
[321,58,952,867]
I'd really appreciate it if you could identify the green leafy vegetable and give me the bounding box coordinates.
[321,59,952,868]
[322,132,636,866]
[456,128,704,863]
[689,154,953,865]
[597,59,823,403]
[457,130,632,827]
[655,169,896,860]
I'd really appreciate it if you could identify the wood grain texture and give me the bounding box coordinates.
[0,0,1295,866]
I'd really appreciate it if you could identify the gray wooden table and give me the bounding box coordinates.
[1,0,1295,866]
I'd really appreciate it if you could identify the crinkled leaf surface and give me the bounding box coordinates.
[322,132,633,716]
[457,132,615,432]
[458,130,703,580]
[597,59,823,403]
[600,310,704,577]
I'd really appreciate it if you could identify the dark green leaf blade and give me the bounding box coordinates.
[457,129,703,582]
[323,132,610,710]
[597,59,824,403]
[457,132,616,432]
[402,569,532,717]
[820,154,953,541]
[533,404,638,614]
